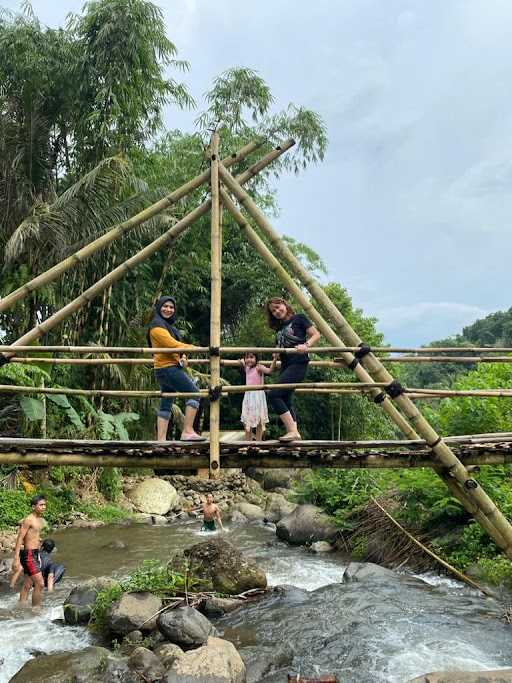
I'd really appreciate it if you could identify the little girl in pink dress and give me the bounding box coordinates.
[239,352,276,440]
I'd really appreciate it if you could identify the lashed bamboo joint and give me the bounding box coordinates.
[2,125,512,559]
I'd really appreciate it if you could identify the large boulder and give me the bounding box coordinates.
[106,591,163,635]
[276,504,338,545]
[157,606,217,648]
[169,538,267,595]
[128,478,178,515]
[233,502,266,521]
[9,646,140,683]
[342,562,397,583]
[408,672,512,683]
[166,636,246,683]
[263,492,297,523]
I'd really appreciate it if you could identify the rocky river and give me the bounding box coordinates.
[1,517,512,682]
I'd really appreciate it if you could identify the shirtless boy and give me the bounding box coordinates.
[12,494,47,608]
[201,494,223,532]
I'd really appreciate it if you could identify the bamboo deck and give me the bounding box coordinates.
[1,436,511,470]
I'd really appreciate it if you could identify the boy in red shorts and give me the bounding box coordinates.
[12,494,47,608]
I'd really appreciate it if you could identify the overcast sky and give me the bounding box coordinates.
[6,0,512,345]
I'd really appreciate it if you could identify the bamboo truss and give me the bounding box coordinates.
[218,164,512,556]
[2,125,512,557]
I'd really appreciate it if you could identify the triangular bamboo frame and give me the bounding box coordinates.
[2,132,512,556]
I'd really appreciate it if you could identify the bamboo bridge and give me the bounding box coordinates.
[2,131,512,559]
[0,433,511,470]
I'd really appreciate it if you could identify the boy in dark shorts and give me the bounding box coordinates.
[201,494,223,532]
[12,494,47,608]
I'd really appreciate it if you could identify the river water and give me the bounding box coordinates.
[0,518,511,682]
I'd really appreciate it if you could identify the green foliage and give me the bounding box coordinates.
[477,556,512,589]
[91,560,190,633]
[96,468,123,502]
[76,502,131,524]
[294,470,381,529]
[437,363,512,436]
[441,522,498,570]
[0,490,31,529]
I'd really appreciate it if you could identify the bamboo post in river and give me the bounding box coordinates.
[209,133,222,479]
[219,170,512,555]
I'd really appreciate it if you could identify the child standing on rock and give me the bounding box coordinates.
[239,352,276,441]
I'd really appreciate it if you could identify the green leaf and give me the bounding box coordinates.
[19,396,45,421]
[47,393,71,408]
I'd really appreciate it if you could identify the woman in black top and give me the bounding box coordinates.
[266,297,321,441]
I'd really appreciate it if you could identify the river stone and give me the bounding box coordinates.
[64,586,101,625]
[276,504,338,545]
[241,643,293,683]
[106,591,163,635]
[342,561,397,583]
[246,467,308,491]
[8,646,141,683]
[169,538,267,595]
[128,478,178,515]
[128,646,166,681]
[233,502,266,520]
[310,541,334,553]
[264,492,297,523]
[133,512,154,524]
[408,671,512,682]
[230,509,248,526]
[151,514,169,525]
[201,596,245,617]
[154,643,184,668]
[166,636,246,683]
[157,606,217,648]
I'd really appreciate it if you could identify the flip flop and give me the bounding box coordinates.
[180,434,207,442]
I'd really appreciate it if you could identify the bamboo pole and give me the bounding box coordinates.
[1,448,511,470]
[219,169,512,556]
[0,384,206,399]
[209,132,222,479]
[0,140,264,314]
[3,344,512,355]
[0,141,294,361]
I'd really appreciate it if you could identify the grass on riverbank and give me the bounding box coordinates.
[0,487,132,530]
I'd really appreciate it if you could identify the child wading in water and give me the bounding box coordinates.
[201,494,224,532]
[239,352,276,441]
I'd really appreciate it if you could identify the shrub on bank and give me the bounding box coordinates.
[295,465,512,581]
[0,486,131,529]
[90,560,195,634]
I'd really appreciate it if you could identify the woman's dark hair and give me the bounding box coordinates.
[30,494,46,507]
[265,297,295,331]
[41,539,55,553]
